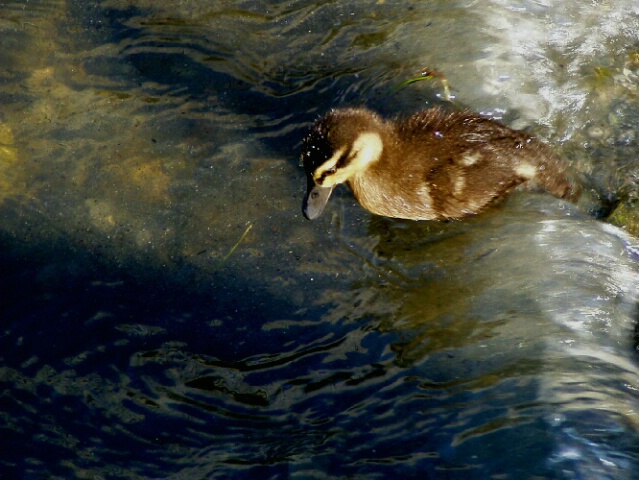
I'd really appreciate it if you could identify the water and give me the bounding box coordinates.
[1,1,639,478]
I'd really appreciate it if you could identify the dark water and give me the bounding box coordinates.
[1,1,639,479]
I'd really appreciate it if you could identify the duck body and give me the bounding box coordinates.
[301,107,579,220]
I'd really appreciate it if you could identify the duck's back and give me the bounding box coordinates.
[351,108,578,220]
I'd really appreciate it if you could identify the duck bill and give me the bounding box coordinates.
[302,180,335,220]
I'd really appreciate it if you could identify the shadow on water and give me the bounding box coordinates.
[3,194,638,479]
[0,199,376,478]
[1,1,639,479]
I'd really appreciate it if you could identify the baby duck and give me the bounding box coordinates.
[301,107,579,220]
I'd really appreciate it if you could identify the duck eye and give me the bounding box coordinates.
[326,166,336,175]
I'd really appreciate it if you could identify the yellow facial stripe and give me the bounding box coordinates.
[313,147,346,184]
[313,132,383,187]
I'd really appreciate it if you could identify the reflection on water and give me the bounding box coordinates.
[1,1,639,478]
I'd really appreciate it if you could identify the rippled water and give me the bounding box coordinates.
[1,1,639,479]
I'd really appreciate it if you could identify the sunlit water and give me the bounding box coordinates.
[1,1,639,479]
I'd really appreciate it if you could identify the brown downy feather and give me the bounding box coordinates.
[301,107,579,221]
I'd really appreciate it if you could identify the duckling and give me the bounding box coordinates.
[301,107,579,220]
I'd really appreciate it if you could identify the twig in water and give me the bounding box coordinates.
[217,223,253,268]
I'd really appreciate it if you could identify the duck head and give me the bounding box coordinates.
[301,108,385,219]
